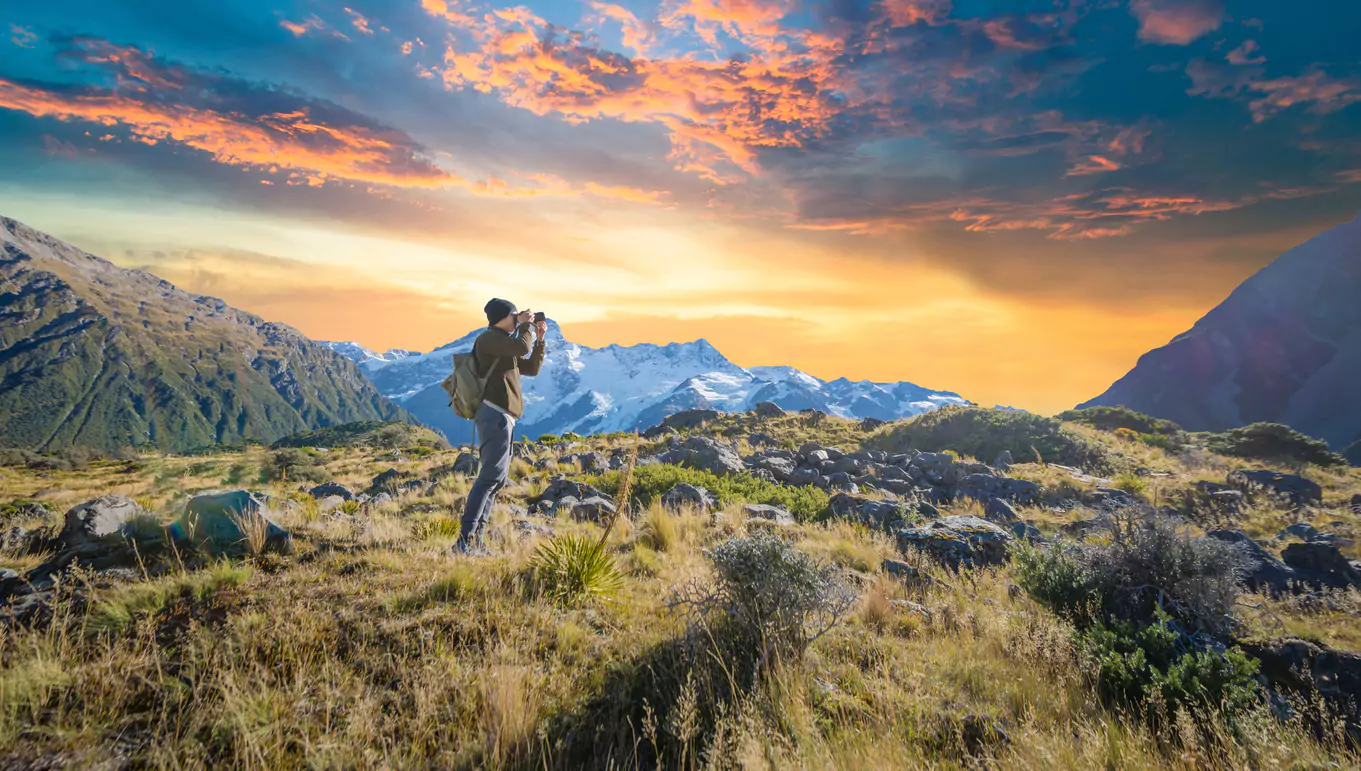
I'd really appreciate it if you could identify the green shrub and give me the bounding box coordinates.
[530,534,624,607]
[264,448,325,483]
[1206,423,1345,467]
[1057,406,1185,437]
[582,464,829,521]
[412,516,461,540]
[866,406,1117,472]
[271,421,447,451]
[1013,542,1101,624]
[1138,433,1178,452]
[1085,610,1260,721]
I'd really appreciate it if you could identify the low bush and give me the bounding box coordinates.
[1086,610,1261,721]
[1206,422,1345,467]
[583,464,830,522]
[672,532,854,667]
[1057,406,1185,438]
[866,406,1118,472]
[264,448,325,483]
[1014,514,1249,636]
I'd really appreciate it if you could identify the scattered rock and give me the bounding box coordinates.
[1228,469,1322,507]
[1281,542,1361,589]
[1009,521,1043,542]
[983,497,1018,523]
[661,483,718,513]
[453,452,479,475]
[956,474,1039,504]
[860,417,887,431]
[896,515,1013,570]
[890,599,932,618]
[1279,522,1320,541]
[1352,494,1361,514]
[993,450,1013,471]
[1242,638,1361,738]
[567,496,617,524]
[882,559,929,586]
[828,493,911,529]
[746,432,780,446]
[0,501,48,523]
[752,401,786,418]
[657,437,745,476]
[1207,530,1299,595]
[59,495,144,548]
[308,482,354,501]
[173,490,291,555]
[653,408,721,433]
[530,477,614,514]
[742,504,794,526]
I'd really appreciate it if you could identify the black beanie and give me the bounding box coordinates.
[484,297,517,325]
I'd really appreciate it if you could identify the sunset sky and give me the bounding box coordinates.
[2,0,1360,413]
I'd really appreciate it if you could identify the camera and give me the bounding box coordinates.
[533,311,546,323]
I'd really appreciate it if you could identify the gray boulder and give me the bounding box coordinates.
[828,493,911,529]
[657,437,745,476]
[59,496,145,548]
[860,417,887,431]
[1228,470,1323,507]
[661,483,718,513]
[747,432,780,446]
[1009,521,1043,542]
[1279,522,1320,541]
[742,504,794,526]
[755,455,797,479]
[786,468,821,487]
[882,559,927,585]
[568,496,617,524]
[1,501,48,523]
[994,450,1013,471]
[896,515,1013,570]
[1207,530,1299,594]
[752,401,786,418]
[309,482,355,501]
[174,490,290,554]
[957,474,1039,504]
[530,478,614,514]
[1352,494,1361,514]
[984,498,1019,523]
[1282,542,1361,589]
[797,442,826,458]
[453,452,479,475]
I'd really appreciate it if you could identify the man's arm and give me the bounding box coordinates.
[517,325,547,375]
[479,323,534,358]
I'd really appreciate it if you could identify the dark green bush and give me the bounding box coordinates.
[1057,406,1185,438]
[1014,514,1249,636]
[866,406,1117,472]
[265,448,325,483]
[271,421,447,451]
[1206,423,1345,467]
[1085,610,1260,720]
[583,463,829,521]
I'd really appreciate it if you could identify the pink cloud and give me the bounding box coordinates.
[1129,0,1223,45]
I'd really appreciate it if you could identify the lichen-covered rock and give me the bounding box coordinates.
[661,483,718,513]
[309,482,354,501]
[1207,529,1299,594]
[742,504,794,526]
[173,490,291,555]
[896,515,1013,570]
[59,496,144,548]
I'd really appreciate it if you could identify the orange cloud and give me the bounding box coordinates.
[279,15,348,40]
[10,24,38,48]
[1246,71,1361,122]
[0,77,457,189]
[344,8,375,35]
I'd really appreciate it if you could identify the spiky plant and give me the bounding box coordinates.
[529,533,624,607]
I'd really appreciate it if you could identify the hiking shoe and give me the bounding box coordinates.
[451,541,492,558]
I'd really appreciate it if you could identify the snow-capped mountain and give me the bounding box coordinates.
[324,320,970,441]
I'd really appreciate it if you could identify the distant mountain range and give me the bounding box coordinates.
[0,217,409,453]
[1082,212,1361,450]
[321,322,970,441]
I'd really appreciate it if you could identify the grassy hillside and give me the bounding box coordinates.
[1,409,1359,768]
[0,217,411,454]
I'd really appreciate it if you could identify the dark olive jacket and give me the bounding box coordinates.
[473,323,545,418]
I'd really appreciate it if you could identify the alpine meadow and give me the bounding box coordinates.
[3,0,1361,769]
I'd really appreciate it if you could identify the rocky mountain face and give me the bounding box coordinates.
[322,322,969,442]
[0,216,409,453]
[1081,213,1361,449]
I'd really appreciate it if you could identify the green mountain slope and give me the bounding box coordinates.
[0,216,410,452]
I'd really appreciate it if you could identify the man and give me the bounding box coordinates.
[455,297,547,554]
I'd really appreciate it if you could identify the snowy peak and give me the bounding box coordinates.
[319,341,419,367]
[323,318,971,440]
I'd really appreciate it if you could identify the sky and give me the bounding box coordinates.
[2,0,1360,414]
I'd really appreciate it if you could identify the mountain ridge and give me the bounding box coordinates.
[1080,212,1361,448]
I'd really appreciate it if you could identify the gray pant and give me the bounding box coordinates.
[459,402,514,546]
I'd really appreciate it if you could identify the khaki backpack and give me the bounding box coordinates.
[441,349,494,420]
